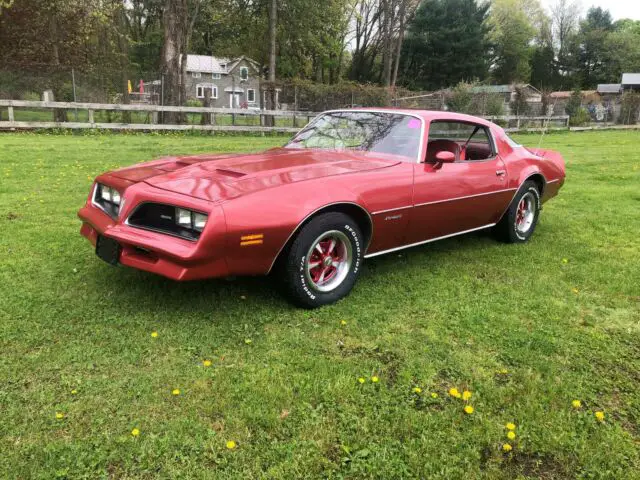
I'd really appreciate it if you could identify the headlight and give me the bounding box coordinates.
[93,183,123,218]
[175,207,208,233]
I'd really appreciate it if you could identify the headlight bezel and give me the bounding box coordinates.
[126,202,209,241]
[93,183,123,219]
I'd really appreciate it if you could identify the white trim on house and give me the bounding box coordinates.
[196,83,218,99]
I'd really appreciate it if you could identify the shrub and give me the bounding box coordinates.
[186,99,203,107]
[619,92,640,125]
[446,82,474,113]
[484,94,505,117]
[569,108,590,126]
[21,91,41,101]
[509,86,531,116]
[565,88,582,118]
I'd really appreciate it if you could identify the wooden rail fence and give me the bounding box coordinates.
[0,100,573,133]
[0,100,318,133]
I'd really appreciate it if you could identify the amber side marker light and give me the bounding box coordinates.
[240,234,264,246]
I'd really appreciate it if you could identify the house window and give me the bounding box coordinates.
[192,72,201,79]
[220,64,226,71]
[196,84,218,99]
[240,67,249,81]
[212,73,221,79]
[247,89,256,103]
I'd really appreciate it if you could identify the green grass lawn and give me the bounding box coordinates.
[1,131,639,479]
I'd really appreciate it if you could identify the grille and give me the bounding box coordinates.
[127,203,202,241]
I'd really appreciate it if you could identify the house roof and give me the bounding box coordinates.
[597,84,622,94]
[551,90,598,99]
[185,54,227,73]
[469,84,541,95]
[185,54,261,75]
[621,73,640,85]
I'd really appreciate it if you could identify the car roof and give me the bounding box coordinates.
[325,108,497,128]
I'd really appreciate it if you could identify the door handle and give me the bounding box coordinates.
[496,169,506,176]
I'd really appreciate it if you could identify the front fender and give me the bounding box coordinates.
[220,182,368,276]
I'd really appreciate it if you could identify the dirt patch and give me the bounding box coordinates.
[340,345,402,386]
[502,452,573,479]
[6,212,18,220]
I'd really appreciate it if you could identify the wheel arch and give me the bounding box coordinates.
[267,202,373,274]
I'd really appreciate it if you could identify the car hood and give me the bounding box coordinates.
[109,148,400,202]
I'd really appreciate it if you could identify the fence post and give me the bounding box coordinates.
[72,68,78,121]
[8,106,15,122]
[88,109,95,125]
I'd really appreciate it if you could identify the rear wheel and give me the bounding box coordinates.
[494,181,541,243]
[282,212,364,308]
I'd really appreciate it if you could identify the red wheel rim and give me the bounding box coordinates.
[305,230,353,292]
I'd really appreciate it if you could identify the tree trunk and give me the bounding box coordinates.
[391,1,407,88]
[118,7,131,123]
[265,0,277,126]
[381,0,393,87]
[161,0,188,124]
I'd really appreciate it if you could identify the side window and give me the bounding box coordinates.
[426,121,495,162]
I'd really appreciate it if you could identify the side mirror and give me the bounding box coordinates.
[435,150,456,163]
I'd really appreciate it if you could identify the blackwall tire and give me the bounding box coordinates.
[282,212,364,308]
[494,181,541,243]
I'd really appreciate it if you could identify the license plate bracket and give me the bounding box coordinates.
[96,235,121,266]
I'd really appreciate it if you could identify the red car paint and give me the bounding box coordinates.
[78,109,565,281]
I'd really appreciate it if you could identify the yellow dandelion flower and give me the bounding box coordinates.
[131,428,140,436]
[203,359,212,367]
[358,377,366,384]
[244,339,252,344]
[431,392,438,399]
[502,443,513,452]
[562,258,568,264]
[340,320,347,326]
[172,388,181,396]
[226,440,237,449]
[572,399,582,409]
[449,387,461,398]
[572,288,579,294]
[151,331,158,338]
[507,431,516,440]
[71,389,78,395]
[371,376,379,383]
[412,387,422,394]
[506,422,516,430]
[595,411,605,422]
[55,412,64,419]
[498,368,508,374]
[462,390,472,401]
[464,405,474,414]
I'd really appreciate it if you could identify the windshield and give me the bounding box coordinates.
[285,111,422,161]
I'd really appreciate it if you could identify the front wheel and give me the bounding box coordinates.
[494,181,541,243]
[282,212,364,308]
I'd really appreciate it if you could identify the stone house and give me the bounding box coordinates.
[183,54,262,109]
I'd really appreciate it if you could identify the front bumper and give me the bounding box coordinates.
[78,183,229,281]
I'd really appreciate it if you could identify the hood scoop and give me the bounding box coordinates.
[214,168,247,178]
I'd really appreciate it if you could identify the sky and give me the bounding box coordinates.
[540,0,640,21]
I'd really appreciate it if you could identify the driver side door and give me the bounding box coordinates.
[406,120,513,244]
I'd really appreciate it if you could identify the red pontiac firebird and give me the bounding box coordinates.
[78,109,565,307]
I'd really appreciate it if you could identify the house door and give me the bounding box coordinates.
[229,93,242,108]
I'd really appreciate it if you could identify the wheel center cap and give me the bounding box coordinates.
[323,256,333,267]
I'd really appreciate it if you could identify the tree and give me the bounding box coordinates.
[550,0,581,77]
[399,0,490,90]
[488,0,540,84]
[576,7,613,88]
